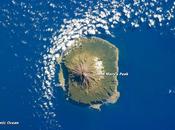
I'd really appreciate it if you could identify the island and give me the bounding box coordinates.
[57,37,120,110]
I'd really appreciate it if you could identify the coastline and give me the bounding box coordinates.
[57,37,120,110]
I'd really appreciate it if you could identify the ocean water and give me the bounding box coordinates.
[0,0,175,130]
[52,29,175,130]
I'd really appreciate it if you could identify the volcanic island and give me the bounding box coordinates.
[57,37,120,110]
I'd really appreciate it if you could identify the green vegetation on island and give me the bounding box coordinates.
[58,37,120,109]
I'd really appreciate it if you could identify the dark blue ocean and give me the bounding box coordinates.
[0,0,175,130]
